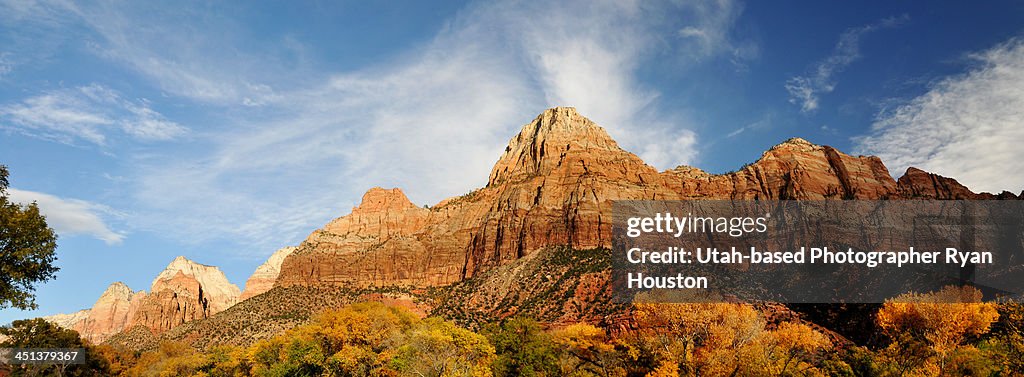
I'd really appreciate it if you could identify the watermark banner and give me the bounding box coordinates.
[611,200,1024,303]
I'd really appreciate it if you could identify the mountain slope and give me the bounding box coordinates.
[60,107,1020,349]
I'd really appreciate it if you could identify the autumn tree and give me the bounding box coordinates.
[749,322,833,376]
[629,300,762,375]
[0,165,59,310]
[248,301,418,376]
[550,323,621,377]
[392,317,496,377]
[876,285,1000,374]
[987,300,1024,374]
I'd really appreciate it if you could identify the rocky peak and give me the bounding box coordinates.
[353,187,418,215]
[897,167,985,199]
[487,107,631,186]
[240,246,297,301]
[100,281,135,301]
[151,256,240,313]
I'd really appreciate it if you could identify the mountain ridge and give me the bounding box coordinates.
[43,107,1020,347]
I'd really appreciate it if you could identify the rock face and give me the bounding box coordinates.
[43,257,240,342]
[76,282,136,343]
[41,309,90,333]
[279,107,1016,290]
[666,138,898,200]
[126,256,240,334]
[895,167,1003,199]
[240,247,297,300]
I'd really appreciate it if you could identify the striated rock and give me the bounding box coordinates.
[75,282,136,343]
[46,256,242,342]
[41,309,90,333]
[150,256,240,313]
[240,247,297,301]
[125,256,240,334]
[276,107,924,290]
[665,138,898,200]
[897,167,987,199]
[41,282,138,344]
[277,107,676,287]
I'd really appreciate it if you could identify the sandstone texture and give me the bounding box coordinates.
[43,256,240,342]
[41,107,1021,348]
[240,246,297,301]
[41,309,90,332]
[125,256,240,334]
[279,107,1015,289]
[76,282,136,343]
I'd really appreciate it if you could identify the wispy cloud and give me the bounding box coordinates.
[676,0,758,67]
[0,84,187,146]
[4,0,750,254]
[7,188,126,245]
[0,52,11,79]
[726,113,772,138]
[855,38,1024,194]
[786,15,907,113]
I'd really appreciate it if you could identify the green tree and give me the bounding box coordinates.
[484,317,560,377]
[0,318,110,376]
[0,165,59,310]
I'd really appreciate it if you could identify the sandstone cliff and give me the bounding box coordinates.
[127,107,1019,350]
[43,257,240,342]
[125,256,240,334]
[76,282,136,343]
[278,107,1004,290]
[41,309,90,333]
[240,247,297,301]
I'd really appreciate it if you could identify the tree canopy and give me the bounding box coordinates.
[0,165,59,310]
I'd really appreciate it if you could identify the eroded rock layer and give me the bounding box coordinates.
[44,257,240,342]
[276,107,1017,289]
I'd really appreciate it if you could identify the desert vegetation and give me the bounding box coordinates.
[3,285,1020,376]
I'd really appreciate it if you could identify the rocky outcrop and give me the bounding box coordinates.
[279,107,1005,290]
[125,256,240,334]
[240,247,297,300]
[76,282,136,343]
[41,309,90,333]
[277,107,677,287]
[666,138,898,200]
[895,167,1008,199]
[43,257,240,342]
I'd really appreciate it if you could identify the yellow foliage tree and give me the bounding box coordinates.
[392,317,496,377]
[748,322,832,376]
[631,301,762,375]
[551,323,621,376]
[876,285,999,374]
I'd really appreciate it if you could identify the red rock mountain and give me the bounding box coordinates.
[43,107,1020,345]
[240,247,296,300]
[274,107,1019,291]
[44,256,239,342]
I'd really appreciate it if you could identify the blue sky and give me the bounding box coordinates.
[1,0,1022,323]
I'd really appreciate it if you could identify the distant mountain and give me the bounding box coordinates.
[44,256,238,343]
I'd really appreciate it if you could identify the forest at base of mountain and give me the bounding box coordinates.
[3,284,1022,376]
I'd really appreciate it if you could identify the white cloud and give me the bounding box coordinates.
[4,0,749,253]
[0,84,187,145]
[676,0,758,66]
[855,38,1024,194]
[6,188,126,245]
[786,15,907,113]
